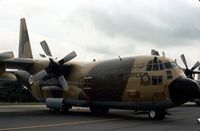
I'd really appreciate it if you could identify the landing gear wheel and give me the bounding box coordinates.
[49,108,59,114]
[61,106,70,114]
[49,106,71,114]
[148,110,166,120]
[100,108,109,114]
[194,99,200,106]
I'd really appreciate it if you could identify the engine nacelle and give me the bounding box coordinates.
[45,98,64,110]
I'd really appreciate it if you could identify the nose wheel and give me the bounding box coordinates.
[148,110,166,120]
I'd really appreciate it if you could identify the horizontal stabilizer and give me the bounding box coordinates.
[0,51,14,60]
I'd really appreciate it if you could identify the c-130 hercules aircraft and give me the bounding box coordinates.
[1,18,200,120]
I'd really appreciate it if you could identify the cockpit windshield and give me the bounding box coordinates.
[164,62,178,69]
[146,60,164,71]
[146,59,179,71]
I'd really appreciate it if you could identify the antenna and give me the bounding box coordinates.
[162,51,166,57]
[119,56,122,62]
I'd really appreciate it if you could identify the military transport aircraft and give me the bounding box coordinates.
[1,18,200,120]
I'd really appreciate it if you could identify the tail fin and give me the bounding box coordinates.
[18,18,33,58]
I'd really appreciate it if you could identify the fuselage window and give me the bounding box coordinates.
[167,75,173,80]
[164,63,173,69]
[157,76,163,85]
[152,76,163,85]
[152,76,157,85]
[166,70,172,74]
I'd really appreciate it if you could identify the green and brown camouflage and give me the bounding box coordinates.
[28,55,194,107]
[1,18,200,120]
[0,51,18,88]
[19,18,33,59]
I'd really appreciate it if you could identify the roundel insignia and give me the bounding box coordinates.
[141,73,150,86]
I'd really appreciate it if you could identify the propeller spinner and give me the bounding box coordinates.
[180,54,200,79]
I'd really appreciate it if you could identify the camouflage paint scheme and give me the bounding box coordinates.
[1,18,200,120]
[0,52,18,88]
[28,55,185,110]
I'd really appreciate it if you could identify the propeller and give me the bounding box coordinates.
[180,54,200,79]
[31,40,76,91]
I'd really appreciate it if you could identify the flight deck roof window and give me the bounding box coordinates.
[146,59,164,71]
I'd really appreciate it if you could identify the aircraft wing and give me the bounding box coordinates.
[0,58,34,70]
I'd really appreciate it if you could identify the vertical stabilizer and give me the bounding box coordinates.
[18,18,33,58]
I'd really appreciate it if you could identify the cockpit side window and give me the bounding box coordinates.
[152,76,163,85]
[171,62,178,68]
[164,63,172,69]
[159,63,164,70]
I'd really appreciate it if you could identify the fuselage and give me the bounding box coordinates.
[29,55,200,110]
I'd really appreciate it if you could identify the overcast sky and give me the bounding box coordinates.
[0,0,200,68]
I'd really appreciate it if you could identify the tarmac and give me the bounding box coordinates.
[0,103,200,131]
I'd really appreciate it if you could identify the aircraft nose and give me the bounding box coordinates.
[169,77,200,106]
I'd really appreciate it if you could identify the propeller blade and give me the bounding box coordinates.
[58,51,77,65]
[40,40,52,57]
[32,70,47,82]
[58,75,69,91]
[180,54,188,69]
[191,61,200,71]
[192,71,200,74]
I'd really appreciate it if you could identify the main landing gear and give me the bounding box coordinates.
[90,106,109,114]
[49,105,71,114]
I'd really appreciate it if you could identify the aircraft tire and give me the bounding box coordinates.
[148,110,165,120]
[49,108,60,114]
[193,99,200,106]
[49,106,71,114]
